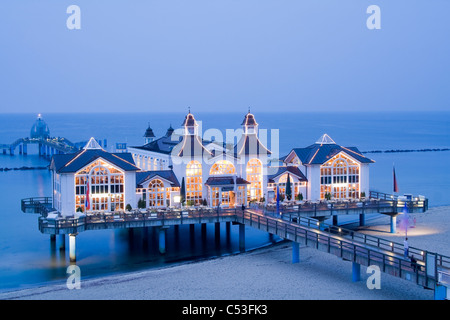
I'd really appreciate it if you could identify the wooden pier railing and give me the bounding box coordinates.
[21,197,52,215]
[240,209,450,290]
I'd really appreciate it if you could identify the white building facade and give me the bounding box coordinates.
[50,115,374,216]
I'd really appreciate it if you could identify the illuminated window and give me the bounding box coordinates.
[237,186,246,205]
[148,179,165,207]
[246,158,262,201]
[209,160,236,176]
[186,160,202,205]
[75,160,124,212]
[320,154,359,199]
[212,187,220,207]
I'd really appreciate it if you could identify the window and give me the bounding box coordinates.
[75,160,125,212]
[246,158,262,201]
[212,187,220,207]
[237,186,246,206]
[209,160,236,175]
[148,179,165,207]
[320,154,360,200]
[186,160,202,205]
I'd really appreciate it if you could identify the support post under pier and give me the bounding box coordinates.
[59,234,65,251]
[332,215,338,226]
[390,215,397,234]
[359,214,366,227]
[159,227,167,254]
[292,242,300,264]
[239,224,245,252]
[352,262,361,282]
[434,284,448,300]
[69,233,77,262]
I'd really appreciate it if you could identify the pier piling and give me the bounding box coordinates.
[59,234,65,251]
[69,233,77,262]
[359,214,366,227]
[332,215,338,226]
[292,242,300,263]
[434,284,448,300]
[352,262,361,282]
[390,215,397,234]
[239,224,245,252]
[159,227,167,254]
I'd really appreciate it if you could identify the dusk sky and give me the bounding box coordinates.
[0,0,449,113]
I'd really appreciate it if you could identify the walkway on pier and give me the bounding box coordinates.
[240,208,449,299]
[1,137,78,156]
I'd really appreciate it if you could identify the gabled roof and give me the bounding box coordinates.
[268,166,308,183]
[84,137,102,150]
[136,170,180,188]
[315,133,335,144]
[287,135,374,165]
[234,134,272,157]
[51,150,139,173]
[175,134,213,158]
[50,141,139,173]
[204,176,250,186]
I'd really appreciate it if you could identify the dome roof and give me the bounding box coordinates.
[30,114,50,139]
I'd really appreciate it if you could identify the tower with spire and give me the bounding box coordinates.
[144,123,156,144]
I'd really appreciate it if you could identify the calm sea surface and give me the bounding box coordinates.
[0,112,449,292]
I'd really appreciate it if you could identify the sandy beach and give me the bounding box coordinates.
[1,206,449,300]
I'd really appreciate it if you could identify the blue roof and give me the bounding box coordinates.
[267,166,307,183]
[290,142,374,165]
[234,134,271,157]
[51,149,139,173]
[136,170,180,187]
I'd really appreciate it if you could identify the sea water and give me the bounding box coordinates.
[0,111,448,292]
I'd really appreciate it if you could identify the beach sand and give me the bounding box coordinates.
[1,206,449,300]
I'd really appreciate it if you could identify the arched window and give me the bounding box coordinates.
[209,160,236,175]
[75,160,124,212]
[186,160,202,205]
[246,158,262,201]
[148,179,165,207]
[320,154,359,199]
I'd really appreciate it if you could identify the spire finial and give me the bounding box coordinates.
[188,106,191,114]
[248,106,251,114]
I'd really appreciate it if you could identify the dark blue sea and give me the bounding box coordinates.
[0,112,449,292]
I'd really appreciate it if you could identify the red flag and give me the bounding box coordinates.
[393,166,399,193]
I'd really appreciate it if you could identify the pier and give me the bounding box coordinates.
[21,191,449,300]
[0,114,102,157]
[0,137,77,157]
